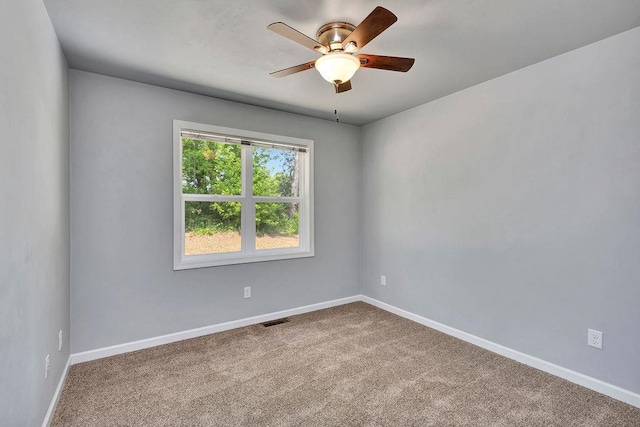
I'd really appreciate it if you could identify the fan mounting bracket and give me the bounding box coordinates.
[316,22,356,51]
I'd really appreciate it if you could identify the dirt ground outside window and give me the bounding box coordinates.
[185,231,299,255]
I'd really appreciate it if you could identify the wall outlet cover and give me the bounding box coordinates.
[588,328,603,349]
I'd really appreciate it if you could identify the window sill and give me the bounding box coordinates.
[173,249,314,270]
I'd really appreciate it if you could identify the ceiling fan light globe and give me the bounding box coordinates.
[315,53,360,84]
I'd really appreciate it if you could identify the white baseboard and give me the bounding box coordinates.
[69,295,360,365]
[67,293,639,409]
[361,295,640,409]
[42,356,70,427]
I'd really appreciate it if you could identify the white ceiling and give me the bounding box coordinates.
[43,0,640,125]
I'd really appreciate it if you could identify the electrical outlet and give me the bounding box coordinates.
[58,330,63,352]
[588,329,602,349]
[244,286,251,299]
[380,275,386,286]
[45,354,50,379]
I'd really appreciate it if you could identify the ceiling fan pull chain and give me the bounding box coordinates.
[334,90,340,123]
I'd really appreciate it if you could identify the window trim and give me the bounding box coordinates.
[173,120,314,270]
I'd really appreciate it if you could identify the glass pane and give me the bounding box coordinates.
[255,202,299,250]
[182,138,242,195]
[253,147,301,197]
[184,201,241,255]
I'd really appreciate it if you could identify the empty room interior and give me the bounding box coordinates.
[2,0,640,425]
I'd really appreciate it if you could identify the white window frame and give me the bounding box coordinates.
[173,120,314,270]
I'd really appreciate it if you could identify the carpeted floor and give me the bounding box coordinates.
[52,302,640,426]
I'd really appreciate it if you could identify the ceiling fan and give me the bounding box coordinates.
[268,6,415,93]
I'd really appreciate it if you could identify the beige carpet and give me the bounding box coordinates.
[52,302,640,426]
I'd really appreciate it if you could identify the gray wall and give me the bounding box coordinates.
[69,70,361,353]
[0,0,70,425]
[361,27,640,394]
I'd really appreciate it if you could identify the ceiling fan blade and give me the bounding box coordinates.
[357,54,415,72]
[342,6,397,51]
[270,61,316,78]
[335,80,352,93]
[268,22,326,53]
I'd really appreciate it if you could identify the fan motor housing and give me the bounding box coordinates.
[316,22,356,49]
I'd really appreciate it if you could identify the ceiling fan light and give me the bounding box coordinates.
[344,41,358,53]
[315,53,360,84]
[314,45,328,54]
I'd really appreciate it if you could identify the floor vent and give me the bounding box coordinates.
[262,318,290,327]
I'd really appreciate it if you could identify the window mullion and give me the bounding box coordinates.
[302,148,310,251]
[242,145,256,253]
[183,194,243,202]
[180,197,186,262]
[298,153,306,250]
[252,196,302,203]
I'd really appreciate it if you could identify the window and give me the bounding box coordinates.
[173,120,314,269]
